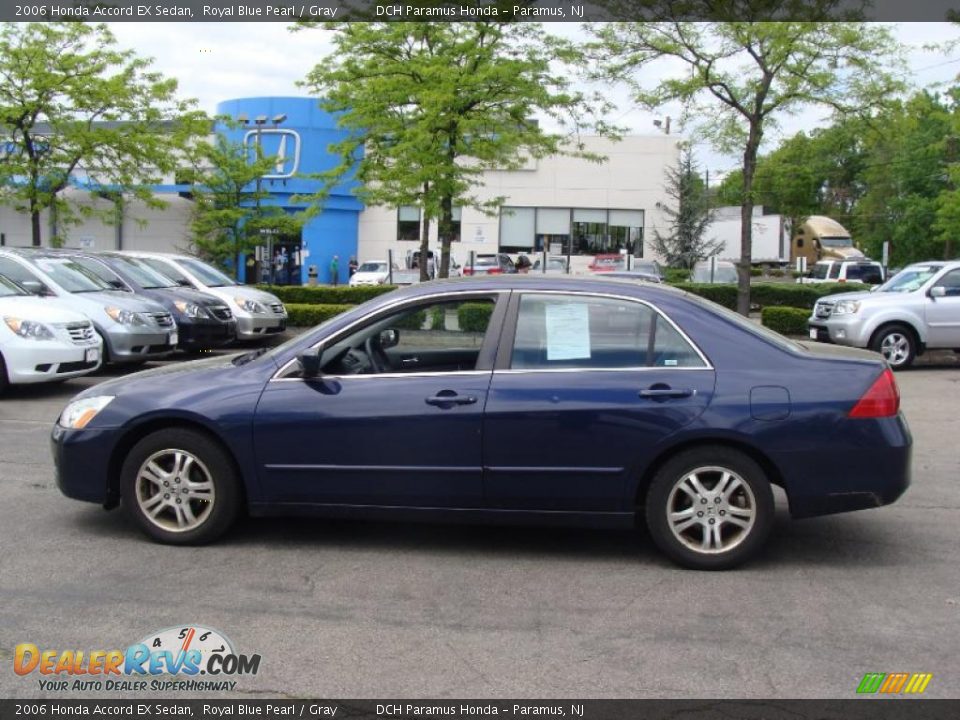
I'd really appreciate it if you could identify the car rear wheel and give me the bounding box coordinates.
[121,428,241,545]
[645,446,774,570]
[870,324,916,369]
[0,352,8,394]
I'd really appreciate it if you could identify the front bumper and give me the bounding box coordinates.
[51,423,117,505]
[3,340,101,384]
[236,313,287,339]
[807,314,872,348]
[104,326,177,363]
[177,317,237,349]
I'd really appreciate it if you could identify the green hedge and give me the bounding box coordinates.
[457,302,494,332]
[670,282,870,310]
[761,306,811,335]
[286,303,354,327]
[663,268,690,284]
[257,284,397,305]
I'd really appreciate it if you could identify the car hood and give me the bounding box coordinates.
[207,285,282,304]
[0,296,90,324]
[818,289,912,305]
[78,290,169,313]
[352,271,386,281]
[144,286,230,307]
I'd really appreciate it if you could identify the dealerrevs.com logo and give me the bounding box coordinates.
[14,625,261,692]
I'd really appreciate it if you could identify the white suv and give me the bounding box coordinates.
[799,259,885,285]
[808,260,960,368]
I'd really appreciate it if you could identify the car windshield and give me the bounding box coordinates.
[137,257,194,287]
[358,262,386,273]
[633,262,660,275]
[106,256,178,289]
[31,257,113,293]
[176,258,237,287]
[0,274,27,297]
[691,265,738,283]
[819,237,853,248]
[595,257,622,266]
[876,265,942,293]
[474,257,499,266]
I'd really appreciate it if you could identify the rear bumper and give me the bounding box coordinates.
[776,413,912,519]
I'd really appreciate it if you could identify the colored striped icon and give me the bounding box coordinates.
[857,672,933,694]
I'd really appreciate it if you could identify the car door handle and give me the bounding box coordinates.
[401,357,420,366]
[425,391,478,407]
[639,386,695,400]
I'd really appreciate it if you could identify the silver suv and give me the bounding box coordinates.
[808,260,960,368]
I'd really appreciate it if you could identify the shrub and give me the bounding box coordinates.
[761,306,811,336]
[257,284,397,305]
[663,267,690,284]
[749,267,763,277]
[457,302,494,332]
[392,309,427,330]
[769,268,785,277]
[672,282,870,311]
[285,303,354,327]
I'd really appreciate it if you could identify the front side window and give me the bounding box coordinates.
[933,268,960,296]
[313,297,497,377]
[511,294,705,370]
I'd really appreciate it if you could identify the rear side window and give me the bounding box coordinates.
[827,263,840,279]
[511,294,706,370]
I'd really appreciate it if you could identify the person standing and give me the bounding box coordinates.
[329,255,340,286]
[348,256,358,277]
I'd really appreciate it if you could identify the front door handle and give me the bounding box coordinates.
[639,385,695,400]
[425,390,478,407]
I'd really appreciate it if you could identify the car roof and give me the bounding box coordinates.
[380,274,689,300]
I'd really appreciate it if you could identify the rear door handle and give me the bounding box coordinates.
[639,386,695,400]
[425,391,478,407]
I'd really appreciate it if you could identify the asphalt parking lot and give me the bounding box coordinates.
[1,349,958,700]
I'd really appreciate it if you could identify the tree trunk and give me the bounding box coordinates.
[418,215,431,283]
[438,194,453,279]
[30,199,42,247]
[738,122,762,316]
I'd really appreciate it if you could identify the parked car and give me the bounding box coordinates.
[349,260,400,287]
[798,259,885,286]
[531,256,570,274]
[461,253,515,276]
[0,249,176,365]
[808,260,960,369]
[631,260,664,281]
[55,251,237,351]
[690,260,739,284]
[588,254,625,272]
[0,274,101,391]
[53,277,910,570]
[122,252,287,341]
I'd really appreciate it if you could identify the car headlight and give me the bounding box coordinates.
[59,396,114,429]
[234,297,266,314]
[4,317,55,340]
[105,307,146,326]
[173,301,209,319]
[832,300,861,315]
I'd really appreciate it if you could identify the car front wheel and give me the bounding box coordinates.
[871,324,916,369]
[121,428,241,544]
[645,446,774,570]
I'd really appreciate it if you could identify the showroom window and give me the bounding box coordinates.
[499,207,645,256]
[499,207,536,253]
[397,206,421,242]
[510,294,705,370]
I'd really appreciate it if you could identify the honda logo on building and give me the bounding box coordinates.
[244,128,301,179]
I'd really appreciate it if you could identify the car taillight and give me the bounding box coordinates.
[848,368,900,418]
[462,268,473,275]
[487,268,502,275]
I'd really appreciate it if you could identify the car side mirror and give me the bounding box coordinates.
[20,279,49,296]
[929,286,946,299]
[297,345,324,378]
[380,329,400,349]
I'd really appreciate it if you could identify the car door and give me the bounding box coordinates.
[483,291,716,512]
[925,268,960,347]
[253,292,506,508]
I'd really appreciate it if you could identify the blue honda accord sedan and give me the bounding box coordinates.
[51,277,911,569]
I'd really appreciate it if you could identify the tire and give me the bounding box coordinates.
[644,446,774,570]
[0,352,8,394]
[120,428,241,545]
[870,324,916,370]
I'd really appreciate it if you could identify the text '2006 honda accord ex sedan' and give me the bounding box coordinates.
[51,277,911,570]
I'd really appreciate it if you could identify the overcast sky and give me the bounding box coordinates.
[109,22,960,179]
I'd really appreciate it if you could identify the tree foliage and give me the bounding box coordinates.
[300,21,612,279]
[0,22,206,246]
[652,146,721,268]
[590,15,902,313]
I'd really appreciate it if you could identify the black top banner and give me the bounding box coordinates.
[2,700,960,720]
[1,0,958,22]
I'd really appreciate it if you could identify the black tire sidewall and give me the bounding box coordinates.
[645,446,774,570]
[120,428,240,545]
[0,352,8,394]
[871,324,915,369]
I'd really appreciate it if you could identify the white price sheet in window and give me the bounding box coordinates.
[544,302,591,361]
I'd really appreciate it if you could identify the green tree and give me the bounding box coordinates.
[0,22,206,246]
[590,15,901,314]
[652,146,721,268]
[301,21,611,280]
[185,133,301,276]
